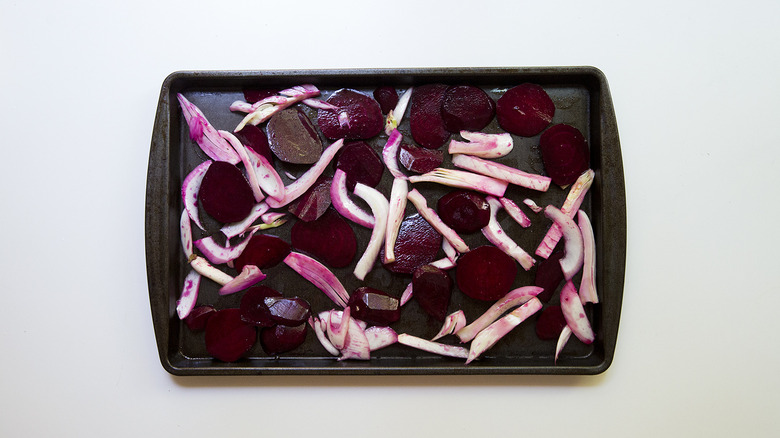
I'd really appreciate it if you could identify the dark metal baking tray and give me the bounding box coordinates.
[146,67,625,376]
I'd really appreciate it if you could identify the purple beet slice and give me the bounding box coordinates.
[260,323,307,355]
[240,285,283,327]
[534,250,565,302]
[410,84,451,149]
[441,85,496,132]
[317,89,384,140]
[539,123,590,187]
[267,107,323,164]
[535,304,567,340]
[265,296,311,326]
[456,245,517,301]
[205,308,257,362]
[399,143,444,174]
[235,124,274,164]
[382,213,443,274]
[348,287,400,326]
[185,305,216,331]
[335,141,384,191]
[412,265,453,322]
[496,83,555,137]
[373,86,399,114]
[199,161,255,223]
[287,175,332,222]
[233,234,291,272]
[290,208,357,268]
[243,88,279,104]
[436,190,491,234]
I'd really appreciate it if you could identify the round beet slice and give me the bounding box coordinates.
[373,86,399,114]
[233,234,291,272]
[266,297,311,326]
[412,265,453,322]
[205,308,257,362]
[287,175,332,222]
[535,304,567,340]
[410,84,451,149]
[240,285,283,327]
[496,83,555,137]
[243,88,279,104]
[260,323,307,356]
[317,89,384,140]
[267,107,323,164]
[382,213,443,275]
[399,143,444,174]
[456,245,517,301]
[185,305,217,331]
[290,208,357,268]
[436,190,490,234]
[534,250,565,303]
[441,85,496,132]
[199,161,255,223]
[235,124,274,164]
[348,287,400,326]
[539,123,590,187]
[335,141,384,191]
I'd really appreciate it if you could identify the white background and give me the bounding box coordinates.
[2,0,779,436]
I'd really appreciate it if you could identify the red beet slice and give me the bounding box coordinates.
[185,305,216,331]
[235,124,274,164]
[199,161,255,223]
[243,88,279,104]
[496,83,555,137]
[441,85,496,132]
[399,143,444,174]
[233,234,291,272]
[539,124,590,187]
[287,175,332,222]
[436,190,490,234]
[410,84,451,149]
[267,107,323,164]
[205,308,257,362]
[456,245,517,301]
[335,141,384,191]
[534,250,565,302]
[290,208,357,268]
[382,213,443,274]
[348,287,401,326]
[317,89,384,140]
[374,86,399,114]
[266,296,311,326]
[260,323,308,355]
[535,304,567,340]
[240,285,283,327]
[412,265,453,322]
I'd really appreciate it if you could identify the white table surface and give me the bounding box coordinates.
[2,0,779,436]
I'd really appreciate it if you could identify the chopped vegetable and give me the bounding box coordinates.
[260,323,308,355]
[240,286,283,327]
[176,270,201,319]
[535,304,567,340]
[381,213,442,274]
[220,202,270,240]
[194,230,256,265]
[286,175,332,222]
[577,210,598,304]
[447,131,513,159]
[385,87,413,135]
[399,142,444,174]
[348,287,400,326]
[436,189,491,234]
[544,205,584,281]
[382,129,407,180]
[523,198,543,213]
[384,178,408,263]
[181,160,212,231]
[539,124,590,187]
[535,169,594,258]
[218,265,266,296]
[199,161,256,223]
[365,326,398,351]
[339,315,371,360]
[189,255,233,285]
[233,234,291,271]
[177,93,241,164]
[409,84,450,148]
[290,208,357,268]
[374,86,399,114]
[481,197,536,270]
[560,281,594,344]
[397,334,468,359]
[455,245,517,301]
[353,183,390,281]
[233,84,321,132]
[266,139,345,208]
[466,297,542,364]
[496,83,554,137]
[204,309,256,362]
[555,326,573,363]
[336,140,385,190]
[499,197,531,228]
[431,310,467,341]
[455,286,543,343]
[408,168,508,197]
[267,297,312,326]
[412,265,453,322]
[219,130,265,202]
[317,89,384,140]
[283,252,349,308]
[407,189,469,254]
[330,168,375,228]
[180,210,193,259]
[441,85,496,132]
[451,154,551,192]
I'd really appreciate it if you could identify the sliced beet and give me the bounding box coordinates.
[185,305,216,331]
[496,83,555,137]
[267,107,323,164]
[240,285,283,327]
[373,86,399,114]
[409,84,451,149]
[317,89,384,140]
[382,213,443,274]
[266,296,311,326]
[233,234,291,272]
[534,250,565,302]
[290,208,357,268]
[205,308,257,362]
[535,304,567,340]
[235,124,274,164]
[539,123,590,187]
[441,85,496,132]
[260,323,308,356]
[412,265,453,322]
[199,161,255,223]
[243,88,279,104]
[436,190,490,234]
[399,142,444,174]
[287,175,332,222]
[348,287,401,326]
[456,245,517,301]
[335,141,384,191]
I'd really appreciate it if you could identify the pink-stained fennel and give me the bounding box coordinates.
[400,282,414,306]
[266,139,345,209]
[499,197,531,228]
[218,130,265,202]
[384,178,408,263]
[451,154,551,192]
[220,202,270,239]
[339,316,371,361]
[261,212,286,225]
[181,160,213,231]
[302,98,339,111]
[243,140,285,202]
[481,197,535,270]
[218,265,266,296]
[455,286,543,343]
[194,229,256,265]
[536,169,594,258]
[365,326,398,351]
[353,183,389,281]
[382,129,407,179]
[177,94,241,164]
[327,307,351,350]
[309,316,340,356]
[176,270,201,319]
[544,205,584,281]
[577,210,598,304]
[448,131,513,158]
[431,310,467,341]
[180,210,193,259]
[523,198,543,213]
[385,87,413,135]
[189,255,233,285]
[555,326,572,363]
[233,84,321,132]
[396,334,469,359]
[408,168,508,198]
[466,297,543,364]
[283,251,349,308]
[560,280,594,344]
[407,188,469,254]
[330,169,375,228]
